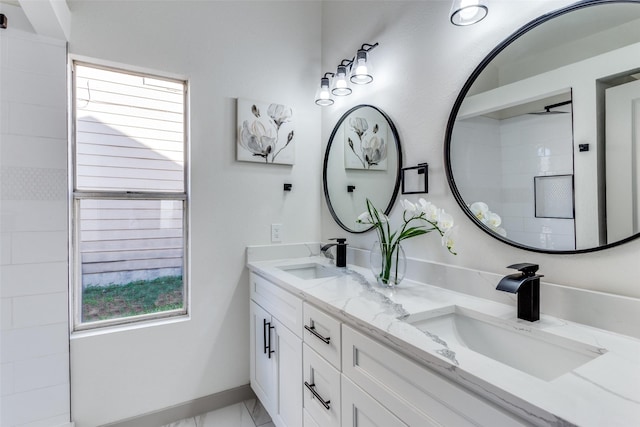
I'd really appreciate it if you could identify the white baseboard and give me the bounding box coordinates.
[101,384,254,427]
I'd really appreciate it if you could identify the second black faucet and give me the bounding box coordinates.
[321,238,348,267]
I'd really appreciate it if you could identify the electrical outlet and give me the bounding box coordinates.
[271,224,282,243]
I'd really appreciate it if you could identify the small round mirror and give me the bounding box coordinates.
[323,105,402,232]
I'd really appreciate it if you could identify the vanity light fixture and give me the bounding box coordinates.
[450,0,489,26]
[315,72,335,106]
[332,61,353,96]
[315,42,379,106]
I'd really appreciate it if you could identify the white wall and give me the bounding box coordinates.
[0,4,71,426]
[320,0,640,300]
[67,1,322,426]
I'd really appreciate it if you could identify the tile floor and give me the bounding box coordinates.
[161,399,273,427]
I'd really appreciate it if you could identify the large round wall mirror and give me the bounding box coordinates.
[324,105,402,233]
[445,0,640,253]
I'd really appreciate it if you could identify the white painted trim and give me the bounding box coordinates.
[69,53,189,83]
[101,385,255,427]
[18,0,70,40]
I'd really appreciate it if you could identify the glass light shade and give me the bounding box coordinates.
[315,77,334,106]
[332,65,352,96]
[450,0,488,26]
[350,50,374,85]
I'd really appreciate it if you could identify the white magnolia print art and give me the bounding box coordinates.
[237,98,295,165]
[344,111,388,170]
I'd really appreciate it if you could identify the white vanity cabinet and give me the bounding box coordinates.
[249,273,303,427]
[341,325,531,427]
[249,268,531,427]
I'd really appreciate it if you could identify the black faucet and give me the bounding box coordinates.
[321,238,348,267]
[496,263,544,322]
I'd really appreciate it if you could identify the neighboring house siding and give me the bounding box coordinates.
[79,199,184,287]
[74,64,185,287]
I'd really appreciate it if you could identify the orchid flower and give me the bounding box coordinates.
[349,117,369,137]
[469,201,506,237]
[487,212,502,228]
[400,199,419,217]
[362,134,387,166]
[437,211,454,231]
[442,226,457,253]
[419,198,439,222]
[470,202,489,221]
[239,119,276,161]
[267,103,292,130]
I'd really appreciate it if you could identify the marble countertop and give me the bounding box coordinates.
[247,256,640,427]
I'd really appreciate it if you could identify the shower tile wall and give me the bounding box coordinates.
[453,113,574,250]
[450,117,502,212]
[0,25,71,426]
[500,113,575,250]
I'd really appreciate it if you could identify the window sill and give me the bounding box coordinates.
[70,312,190,339]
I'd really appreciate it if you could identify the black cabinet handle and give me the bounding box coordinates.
[263,319,268,355]
[304,381,331,410]
[304,323,330,344]
[263,319,275,358]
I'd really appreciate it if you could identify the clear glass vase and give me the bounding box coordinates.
[370,241,406,287]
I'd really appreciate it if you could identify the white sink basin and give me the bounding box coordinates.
[278,263,340,280]
[405,307,604,381]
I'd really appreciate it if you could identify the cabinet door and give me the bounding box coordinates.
[250,301,277,416]
[341,375,407,427]
[273,318,303,427]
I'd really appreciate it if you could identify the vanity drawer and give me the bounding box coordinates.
[341,375,407,427]
[303,302,341,369]
[342,325,529,427]
[250,272,303,338]
[303,343,341,427]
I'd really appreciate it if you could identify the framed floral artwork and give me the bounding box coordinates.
[344,109,388,170]
[237,98,295,165]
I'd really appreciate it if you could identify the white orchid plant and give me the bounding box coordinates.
[357,198,457,285]
[469,202,506,237]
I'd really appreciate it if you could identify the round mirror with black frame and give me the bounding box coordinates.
[445,0,640,254]
[323,105,402,233]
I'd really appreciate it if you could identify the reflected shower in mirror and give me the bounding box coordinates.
[323,105,402,233]
[446,0,640,253]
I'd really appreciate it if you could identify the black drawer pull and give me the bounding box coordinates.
[304,324,330,344]
[304,381,331,410]
[263,319,275,359]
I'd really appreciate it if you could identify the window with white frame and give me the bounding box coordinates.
[71,61,188,330]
